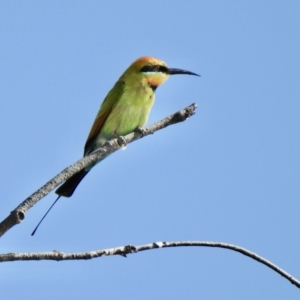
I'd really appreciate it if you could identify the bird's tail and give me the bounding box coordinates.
[55,169,89,198]
[31,169,89,236]
[31,195,61,236]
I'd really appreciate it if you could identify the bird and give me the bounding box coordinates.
[31,56,199,235]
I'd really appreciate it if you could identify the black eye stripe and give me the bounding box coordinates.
[140,65,154,72]
[158,66,168,73]
[140,65,168,74]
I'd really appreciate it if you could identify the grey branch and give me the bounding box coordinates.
[0,240,299,289]
[0,104,197,237]
[0,102,299,289]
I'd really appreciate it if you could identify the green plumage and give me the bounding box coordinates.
[56,59,160,197]
[86,79,155,155]
[55,56,199,198]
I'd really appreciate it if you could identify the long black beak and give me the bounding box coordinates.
[168,68,200,77]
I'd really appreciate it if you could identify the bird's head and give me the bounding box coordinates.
[123,56,200,90]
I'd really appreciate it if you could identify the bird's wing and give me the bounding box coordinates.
[84,80,124,155]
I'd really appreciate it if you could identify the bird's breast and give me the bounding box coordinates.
[99,86,155,140]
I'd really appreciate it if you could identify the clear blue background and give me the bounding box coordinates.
[1,1,299,299]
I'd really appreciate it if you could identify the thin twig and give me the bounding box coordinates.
[0,104,197,237]
[0,240,299,288]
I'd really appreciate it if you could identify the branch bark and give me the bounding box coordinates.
[0,104,197,237]
[0,240,299,289]
[0,103,299,289]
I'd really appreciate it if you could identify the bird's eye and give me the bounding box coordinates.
[140,65,155,73]
[140,65,168,74]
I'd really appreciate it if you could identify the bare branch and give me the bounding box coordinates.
[0,240,299,288]
[0,102,298,289]
[0,104,197,237]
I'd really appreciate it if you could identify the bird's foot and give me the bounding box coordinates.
[116,136,127,148]
[135,127,148,137]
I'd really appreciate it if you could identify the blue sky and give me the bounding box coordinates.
[1,1,300,299]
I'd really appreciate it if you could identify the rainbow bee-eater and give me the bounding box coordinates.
[31,56,199,235]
